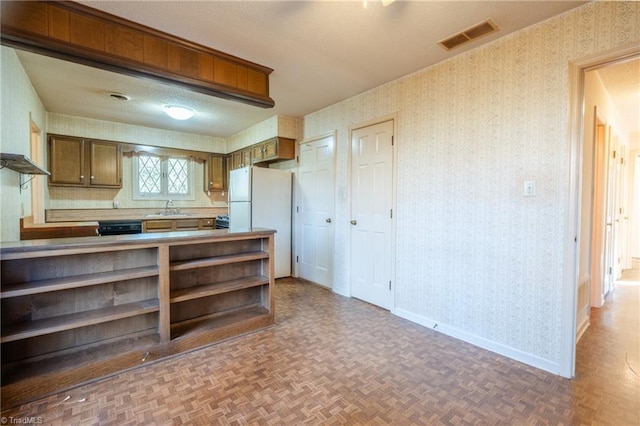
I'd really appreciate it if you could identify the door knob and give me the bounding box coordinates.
[326,218,332,223]
[350,220,357,225]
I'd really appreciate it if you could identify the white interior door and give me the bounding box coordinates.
[296,134,335,287]
[350,120,394,309]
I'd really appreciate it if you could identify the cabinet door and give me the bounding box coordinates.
[205,155,227,191]
[175,219,200,230]
[251,144,265,163]
[200,218,214,229]
[49,136,86,186]
[263,139,278,160]
[90,141,122,187]
[241,149,251,167]
[144,220,172,232]
[232,152,243,169]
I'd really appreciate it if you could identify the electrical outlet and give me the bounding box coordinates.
[523,180,536,197]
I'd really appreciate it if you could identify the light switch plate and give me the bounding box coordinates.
[523,180,536,197]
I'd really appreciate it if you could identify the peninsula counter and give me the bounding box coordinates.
[1,228,276,409]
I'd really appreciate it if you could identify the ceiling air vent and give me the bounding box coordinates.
[438,19,498,51]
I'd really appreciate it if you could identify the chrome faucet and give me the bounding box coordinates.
[165,199,174,215]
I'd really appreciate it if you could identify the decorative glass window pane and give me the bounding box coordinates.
[133,153,193,200]
[138,154,161,194]
[168,157,189,194]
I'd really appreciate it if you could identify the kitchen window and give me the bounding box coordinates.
[133,152,194,200]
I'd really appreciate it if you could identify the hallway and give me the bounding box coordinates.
[1,274,639,424]
[574,258,640,423]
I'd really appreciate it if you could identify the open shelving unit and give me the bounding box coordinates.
[0,230,275,409]
[168,236,273,340]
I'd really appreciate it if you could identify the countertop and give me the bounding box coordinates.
[1,228,275,255]
[45,208,227,222]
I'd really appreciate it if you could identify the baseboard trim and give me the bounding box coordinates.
[393,308,561,375]
[576,314,590,343]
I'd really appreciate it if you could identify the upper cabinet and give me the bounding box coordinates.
[204,154,227,192]
[228,137,296,171]
[49,135,122,188]
[251,137,295,164]
[231,148,252,170]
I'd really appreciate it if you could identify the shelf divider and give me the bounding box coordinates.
[169,251,268,271]
[170,275,268,303]
[1,266,159,299]
[1,299,160,343]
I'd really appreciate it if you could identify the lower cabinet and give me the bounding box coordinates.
[0,230,274,409]
[143,218,215,233]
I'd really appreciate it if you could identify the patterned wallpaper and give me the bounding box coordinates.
[226,115,303,153]
[303,2,640,370]
[0,47,47,241]
[47,113,226,152]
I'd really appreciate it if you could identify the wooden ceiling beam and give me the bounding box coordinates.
[1,1,275,108]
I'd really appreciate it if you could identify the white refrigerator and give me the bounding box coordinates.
[228,166,292,278]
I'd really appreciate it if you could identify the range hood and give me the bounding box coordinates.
[0,153,49,175]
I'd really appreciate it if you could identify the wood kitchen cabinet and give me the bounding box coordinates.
[228,137,295,171]
[204,154,227,192]
[143,218,216,233]
[231,148,252,170]
[49,135,122,188]
[251,137,295,164]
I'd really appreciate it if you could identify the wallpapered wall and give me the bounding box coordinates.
[226,115,303,153]
[0,47,47,242]
[302,2,640,373]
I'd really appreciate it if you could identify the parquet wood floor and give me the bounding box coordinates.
[1,268,639,425]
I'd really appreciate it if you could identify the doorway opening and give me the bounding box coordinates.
[566,46,640,378]
[29,117,44,223]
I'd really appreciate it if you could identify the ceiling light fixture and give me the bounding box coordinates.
[109,92,130,101]
[163,105,196,120]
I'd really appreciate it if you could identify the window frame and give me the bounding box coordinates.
[133,151,195,201]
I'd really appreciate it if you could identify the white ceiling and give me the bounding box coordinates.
[595,58,640,138]
[16,0,625,140]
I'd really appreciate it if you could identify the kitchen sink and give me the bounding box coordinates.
[144,212,194,218]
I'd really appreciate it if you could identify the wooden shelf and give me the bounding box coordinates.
[1,299,159,343]
[0,331,160,409]
[1,266,159,299]
[2,330,159,384]
[170,275,268,303]
[170,251,268,271]
[170,304,270,339]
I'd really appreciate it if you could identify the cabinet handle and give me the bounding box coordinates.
[326,218,332,223]
[350,220,357,225]
[90,176,95,180]
[80,175,84,180]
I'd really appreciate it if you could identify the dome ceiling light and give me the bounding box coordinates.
[109,92,130,101]
[163,105,197,120]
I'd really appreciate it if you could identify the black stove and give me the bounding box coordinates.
[215,215,229,229]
